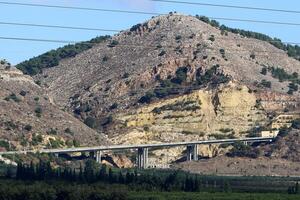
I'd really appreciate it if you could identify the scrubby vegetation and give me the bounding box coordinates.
[4,93,21,102]
[291,119,300,129]
[0,140,10,150]
[139,65,229,104]
[227,142,262,158]
[16,36,110,75]
[196,15,300,61]
[152,100,201,114]
[84,117,97,129]
[34,106,43,118]
[259,79,272,88]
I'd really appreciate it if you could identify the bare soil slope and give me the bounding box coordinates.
[0,65,108,151]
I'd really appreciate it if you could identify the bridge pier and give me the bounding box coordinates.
[96,151,102,163]
[89,151,102,163]
[186,144,198,161]
[137,148,148,169]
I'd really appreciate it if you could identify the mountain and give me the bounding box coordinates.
[7,13,300,165]
[0,60,108,151]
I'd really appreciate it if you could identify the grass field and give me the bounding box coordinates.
[128,192,300,200]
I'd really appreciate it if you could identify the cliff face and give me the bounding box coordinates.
[114,82,265,141]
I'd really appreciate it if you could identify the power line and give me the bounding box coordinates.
[1,1,300,27]
[1,21,300,46]
[0,21,120,32]
[3,0,300,15]
[0,1,161,15]
[207,17,300,27]
[0,36,294,56]
[151,0,300,14]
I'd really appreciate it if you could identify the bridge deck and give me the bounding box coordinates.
[0,137,273,155]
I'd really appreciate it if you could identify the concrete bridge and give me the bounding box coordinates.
[0,137,273,169]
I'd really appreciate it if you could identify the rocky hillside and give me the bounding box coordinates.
[0,62,108,151]
[6,14,300,165]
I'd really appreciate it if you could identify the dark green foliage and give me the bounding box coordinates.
[3,161,300,199]
[16,36,110,75]
[34,97,40,102]
[196,64,229,86]
[260,66,267,75]
[152,101,200,113]
[31,134,43,145]
[260,80,272,88]
[74,103,93,115]
[4,120,18,130]
[47,128,58,135]
[64,128,73,135]
[288,82,298,95]
[171,67,188,84]
[278,126,291,137]
[196,15,300,61]
[35,80,41,86]
[84,117,97,128]
[227,142,261,158]
[158,50,166,56]
[35,106,43,118]
[24,124,32,131]
[219,49,225,55]
[122,72,129,79]
[19,90,27,96]
[0,140,10,150]
[270,67,298,82]
[175,35,182,41]
[291,119,300,129]
[208,35,215,42]
[101,115,113,127]
[107,40,119,48]
[4,93,21,102]
[109,103,118,110]
[139,91,155,104]
[73,139,80,147]
[130,23,142,32]
[48,138,63,148]
[102,55,109,62]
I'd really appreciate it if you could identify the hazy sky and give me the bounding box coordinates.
[1,0,300,64]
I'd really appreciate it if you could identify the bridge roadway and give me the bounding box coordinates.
[0,137,273,168]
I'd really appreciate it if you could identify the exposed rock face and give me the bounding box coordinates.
[109,82,266,160]
[0,66,109,151]
[114,82,265,142]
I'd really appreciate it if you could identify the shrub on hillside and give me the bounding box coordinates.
[16,36,110,75]
[227,142,261,158]
[84,117,97,128]
[291,119,300,129]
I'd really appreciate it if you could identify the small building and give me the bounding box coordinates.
[260,130,279,138]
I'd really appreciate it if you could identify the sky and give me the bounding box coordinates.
[1,0,300,64]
